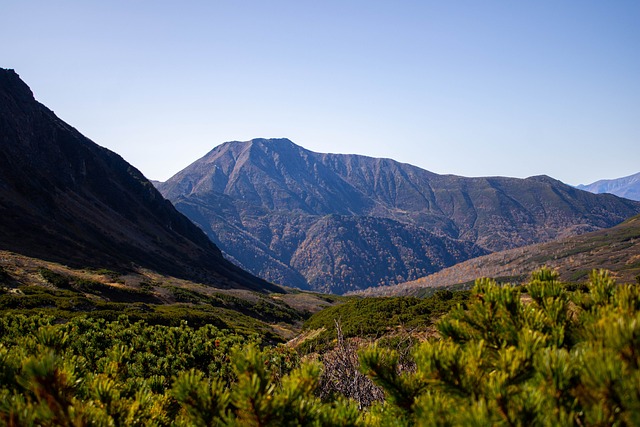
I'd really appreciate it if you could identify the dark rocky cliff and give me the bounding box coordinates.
[0,69,279,292]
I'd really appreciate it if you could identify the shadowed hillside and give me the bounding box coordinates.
[0,69,278,292]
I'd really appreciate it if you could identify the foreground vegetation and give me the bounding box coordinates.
[297,290,469,353]
[0,268,639,425]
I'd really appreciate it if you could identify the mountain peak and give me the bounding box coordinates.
[0,68,33,97]
[217,137,297,150]
[158,139,640,293]
[0,68,39,116]
[525,175,561,184]
[249,137,295,146]
[198,138,301,163]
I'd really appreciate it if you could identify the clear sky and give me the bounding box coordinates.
[2,1,639,185]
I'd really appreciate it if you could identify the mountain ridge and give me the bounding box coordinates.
[158,138,640,293]
[356,213,640,297]
[577,172,640,201]
[0,68,279,292]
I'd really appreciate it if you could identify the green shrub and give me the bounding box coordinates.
[359,268,640,425]
[168,287,304,324]
[0,315,360,426]
[38,268,70,288]
[87,268,122,281]
[1,268,638,425]
[169,286,206,304]
[300,292,469,353]
[0,266,9,284]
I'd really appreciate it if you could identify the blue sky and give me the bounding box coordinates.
[2,1,639,185]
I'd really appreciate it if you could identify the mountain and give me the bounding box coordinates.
[0,68,278,292]
[157,138,640,294]
[357,213,640,297]
[577,172,640,201]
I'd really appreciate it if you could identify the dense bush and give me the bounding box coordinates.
[0,285,294,340]
[168,287,304,324]
[300,290,469,353]
[0,266,10,284]
[0,268,638,425]
[0,315,311,426]
[359,268,640,425]
[38,268,71,288]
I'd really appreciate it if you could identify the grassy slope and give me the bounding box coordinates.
[0,250,339,342]
[293,289,469,353]
[357,214,640,297]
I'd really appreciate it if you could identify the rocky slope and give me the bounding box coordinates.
[577,172,640,201]
[0,69,278,292]
[357,214,640,296]
[158,138,640,293]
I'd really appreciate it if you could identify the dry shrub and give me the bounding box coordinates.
[317,320,384,408]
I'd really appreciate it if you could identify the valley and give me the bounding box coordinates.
[1,68,640,425]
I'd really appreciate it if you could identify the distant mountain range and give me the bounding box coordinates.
[357,213,640,297]
[577,172,640,201]
[157,138,640,294]
[0,68,278,292]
